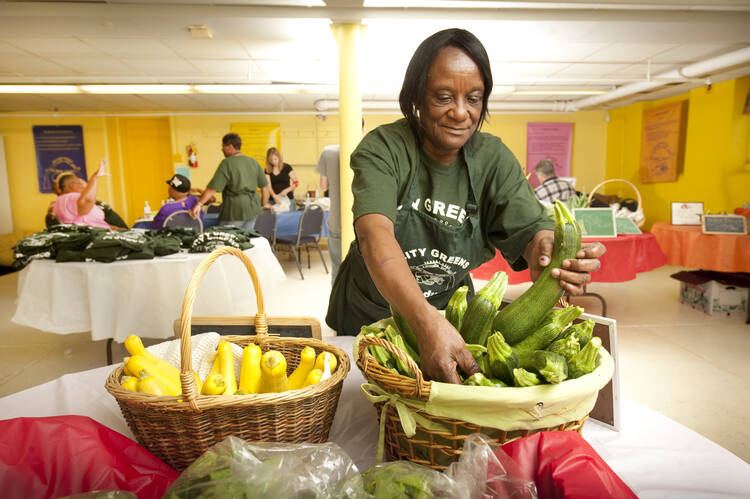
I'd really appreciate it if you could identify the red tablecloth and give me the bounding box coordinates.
[651,222,750,273]
[471,233,667,284]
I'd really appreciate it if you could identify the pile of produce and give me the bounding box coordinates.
[119,335,336,396]
[363,200,604,387]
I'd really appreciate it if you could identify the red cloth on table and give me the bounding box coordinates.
[494,431,637,499]
[472,233,667,283]
[651,221,750,273]
[0,415,178,499]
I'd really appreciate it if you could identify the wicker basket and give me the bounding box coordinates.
[105,246,350,470]
[357,335,592,471]
[587,178,644,228]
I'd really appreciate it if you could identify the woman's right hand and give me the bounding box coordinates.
[414,310,480,384]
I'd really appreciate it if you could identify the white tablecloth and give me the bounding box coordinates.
[12,238,286,342]
[1,336,748,497]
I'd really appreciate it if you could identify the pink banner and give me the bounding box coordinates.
[526,122,573,188]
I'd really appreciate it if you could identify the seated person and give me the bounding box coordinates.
[533,158,576,205]
[53,164,112,230]
[47,169,128,229]
[151,174,204,230]
[264,147,298,211]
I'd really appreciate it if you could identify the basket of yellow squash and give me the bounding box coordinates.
[105,246,349,471]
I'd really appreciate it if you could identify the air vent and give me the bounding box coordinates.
[188,24,213,39]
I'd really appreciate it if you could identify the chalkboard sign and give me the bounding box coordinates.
[573,208,617,238]
[172,316,322,339]
[702,214,747,235]
[616,217,642,235]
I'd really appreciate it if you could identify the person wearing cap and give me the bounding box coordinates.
[151,174,203,230]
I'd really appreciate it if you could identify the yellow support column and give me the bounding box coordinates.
[331,23,364,255]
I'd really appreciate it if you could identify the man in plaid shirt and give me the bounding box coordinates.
[533,158,576,204]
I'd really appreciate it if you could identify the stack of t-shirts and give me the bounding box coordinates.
[189,225,258,253]
[82,230,156,263]
[147,226,198,250]
[14,225,106,267]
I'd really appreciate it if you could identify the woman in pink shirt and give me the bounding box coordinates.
[53,163,111,230]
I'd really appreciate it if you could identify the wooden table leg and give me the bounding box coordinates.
[106,338,113,366]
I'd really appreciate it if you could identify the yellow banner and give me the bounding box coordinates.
[640,101,684,183]
[230,122,280,168]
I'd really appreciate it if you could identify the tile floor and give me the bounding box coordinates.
[1,249,748,464]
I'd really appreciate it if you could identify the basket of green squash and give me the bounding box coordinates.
[354,201,615,470]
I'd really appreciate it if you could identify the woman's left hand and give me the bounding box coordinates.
[551,242,606,295]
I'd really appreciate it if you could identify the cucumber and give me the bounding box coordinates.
[459,271,508,346]
[493,200,582,345]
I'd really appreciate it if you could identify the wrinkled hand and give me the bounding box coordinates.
[415,311,480,384]
[529,231,606,295]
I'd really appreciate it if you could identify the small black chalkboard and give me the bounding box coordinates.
[702,214,748,235]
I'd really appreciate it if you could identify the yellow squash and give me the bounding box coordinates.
[126,355,181,395]
[217,341,238,395]
[201,373,227,395]
[120,375,138,391]
[136,369,179,396]
[287,346,316,390]
[314,351,337,373]
[259,350,289,393]
[124,334,182,381]
[302,368,323,388]
[238,344,262,394]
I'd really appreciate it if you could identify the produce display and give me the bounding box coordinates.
[361,200,603,387]
[119,335,335,396]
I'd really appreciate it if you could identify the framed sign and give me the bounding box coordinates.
[574,208,617,238]
[616,217,642,235]
[671,202,703,225]
[701,214,748,235]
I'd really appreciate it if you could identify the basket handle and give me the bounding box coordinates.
[178,246,267,410]
[586,178,642,211]
[358,335,428,400]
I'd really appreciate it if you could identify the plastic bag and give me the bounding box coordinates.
[163,436,359,498]
[58,492,137,499]
[0,416,178,499]
[499,431,636,499]
[271,197,291,213]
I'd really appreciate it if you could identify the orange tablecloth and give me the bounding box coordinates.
[650,222,750,273]
[471,233,667,284]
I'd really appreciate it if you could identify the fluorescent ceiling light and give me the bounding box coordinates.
[514,90,607,95]
[0,85,80,93]
[194,84,337,94]
[80,85,192,94]
[365,0,517,7]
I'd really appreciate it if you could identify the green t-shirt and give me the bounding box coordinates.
[350,119,553,270]
[207,154,268,222]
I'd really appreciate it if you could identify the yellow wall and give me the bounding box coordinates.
[1,108,609,233]
[605,76,750,229]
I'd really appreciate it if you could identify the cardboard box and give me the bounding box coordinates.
[671,271,749,316]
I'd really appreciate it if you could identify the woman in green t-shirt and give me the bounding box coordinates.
[326,29,605,384]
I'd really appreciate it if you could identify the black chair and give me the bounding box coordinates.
[275,204,328,280]
[253,209,277,249]
[163,210,203,232]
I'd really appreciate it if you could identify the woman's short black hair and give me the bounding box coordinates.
[399,28,493,141]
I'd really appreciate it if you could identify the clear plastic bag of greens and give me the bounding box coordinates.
[163,436,359,499]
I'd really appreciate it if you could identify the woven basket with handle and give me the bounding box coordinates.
[105,246,350,471]
[587,178,644,228]
[357,335,589,471]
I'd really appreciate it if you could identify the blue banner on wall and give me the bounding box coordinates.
[33,125,87,194]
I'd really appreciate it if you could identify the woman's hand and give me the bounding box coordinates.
[525,230,606,295]
[413,310,480,384]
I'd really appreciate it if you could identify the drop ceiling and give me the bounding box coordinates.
[0,0,749,113]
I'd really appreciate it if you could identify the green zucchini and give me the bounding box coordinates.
[445,285,469,331]
[492,200,582,345]
[512,306,582,353]
[486,332,519,386]
[546,334,581,361]
[390,307,419,354]
[465,344,489,374]
[360,326,398,373]
[568,336,602,379]
[512,368,540,387]
[459,271,508,346]
[463,372,498,387]
[383,325,416,377]
[517,350,568,384]
[559,319,595,348]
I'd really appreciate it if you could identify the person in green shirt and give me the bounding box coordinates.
[326,28,605,384]
[190,132,270,230]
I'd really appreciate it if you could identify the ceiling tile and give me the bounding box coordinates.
[130,59,198,76]
[584,43,678,63]
[491,62,571,79]
[648,43,742,64]
[551,63,631,77]
[53,57,137,76]
[6,37,103,56]
[491,42,609,63]
[0,40,29,55]
[191,59,252,77]
[609,63,676,78]
[0,55,71,76]
[80,38,178,58]
[164,39,248,60]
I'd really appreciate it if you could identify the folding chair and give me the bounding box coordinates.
[275,204,328,279]
[163,210,203,232]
